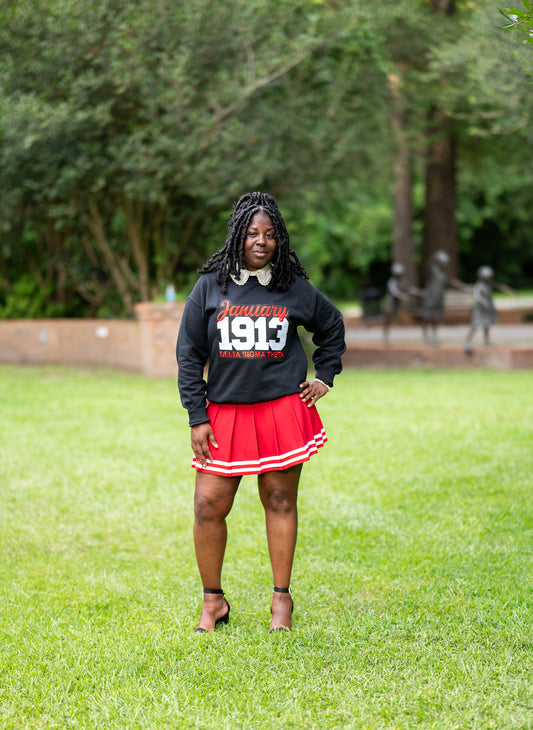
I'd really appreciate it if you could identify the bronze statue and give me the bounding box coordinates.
[464,266,515,354]
[383,263,417,344]
[420,250,467,345]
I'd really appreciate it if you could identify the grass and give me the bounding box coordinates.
[0,364,532,729]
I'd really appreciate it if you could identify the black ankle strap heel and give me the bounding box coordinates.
[270,587,294,633]
[194,588,230,634]
[274,587,293,610]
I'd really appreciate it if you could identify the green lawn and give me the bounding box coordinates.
[1,365,532,729]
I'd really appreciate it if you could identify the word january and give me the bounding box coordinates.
[217,299,289,322]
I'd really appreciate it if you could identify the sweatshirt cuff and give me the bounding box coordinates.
[315,372,334,389]
[188,406,209,427]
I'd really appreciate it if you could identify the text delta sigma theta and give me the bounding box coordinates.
[216,299,289,358]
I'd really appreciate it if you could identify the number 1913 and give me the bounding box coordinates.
[217,316,288,351]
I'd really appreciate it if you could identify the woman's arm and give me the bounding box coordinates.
[305,286,346,389]
[176,296,210,426]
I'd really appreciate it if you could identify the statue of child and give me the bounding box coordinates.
[464,266,515,354]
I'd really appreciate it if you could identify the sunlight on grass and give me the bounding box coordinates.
[1,365,532,729]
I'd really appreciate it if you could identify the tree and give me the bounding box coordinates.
[1,0,533,317]
[382,0,533,286]
[1,0,352,314]
[427,2,533,283]
[388,71,416,287]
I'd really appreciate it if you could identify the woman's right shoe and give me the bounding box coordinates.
[194,588,230,634]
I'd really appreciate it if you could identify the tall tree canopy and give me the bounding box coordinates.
[1,0,532,317]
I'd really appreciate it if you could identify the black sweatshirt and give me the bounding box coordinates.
[176,271,346,426]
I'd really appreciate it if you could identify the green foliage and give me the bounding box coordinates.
[500,0,533,43]
[1,1,533,315]
[287,183,393,299]
[457,153,533,285]
[428,5,533,136]
[1,366,532,728]
[0,275,54,318]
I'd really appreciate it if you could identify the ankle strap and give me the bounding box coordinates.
[273,586,290,593]
[204,588,224,595]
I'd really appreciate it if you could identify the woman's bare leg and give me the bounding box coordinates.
[193,471,240,631]
[258,464,302,631]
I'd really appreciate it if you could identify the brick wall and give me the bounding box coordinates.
[134,302,184,377]
[1,301,531,375]
[0,302,185,377]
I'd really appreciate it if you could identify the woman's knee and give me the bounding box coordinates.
[194,493,227,524]
[259,466,300,514]
[261,485,297,515]
[194,475,238,523]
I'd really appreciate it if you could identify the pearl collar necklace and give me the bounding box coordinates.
[230,264,272,287]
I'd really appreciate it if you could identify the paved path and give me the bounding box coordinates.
[344,296,533,347]
[345,323,533,347]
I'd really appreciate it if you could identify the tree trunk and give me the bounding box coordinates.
[421,109,458,278]
[85,197,134,315]
[388,72,416,287]
[422,0,458,278]
[430,0,455,13]
[123,198,150,303]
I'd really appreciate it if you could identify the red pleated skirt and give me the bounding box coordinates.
[192,393,327,476]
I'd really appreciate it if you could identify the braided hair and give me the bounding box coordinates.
[199,192,308,293]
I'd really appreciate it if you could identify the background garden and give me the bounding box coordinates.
[1,0,533,318]
[1,365,532,729]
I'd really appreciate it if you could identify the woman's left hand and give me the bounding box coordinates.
[299,379,328,408]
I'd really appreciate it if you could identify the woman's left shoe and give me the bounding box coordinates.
[194,588,230,634]
[269,586,293,633]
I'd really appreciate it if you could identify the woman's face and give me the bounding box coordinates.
[242,211,277,271]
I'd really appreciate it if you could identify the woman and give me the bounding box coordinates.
[176,192,345,633]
